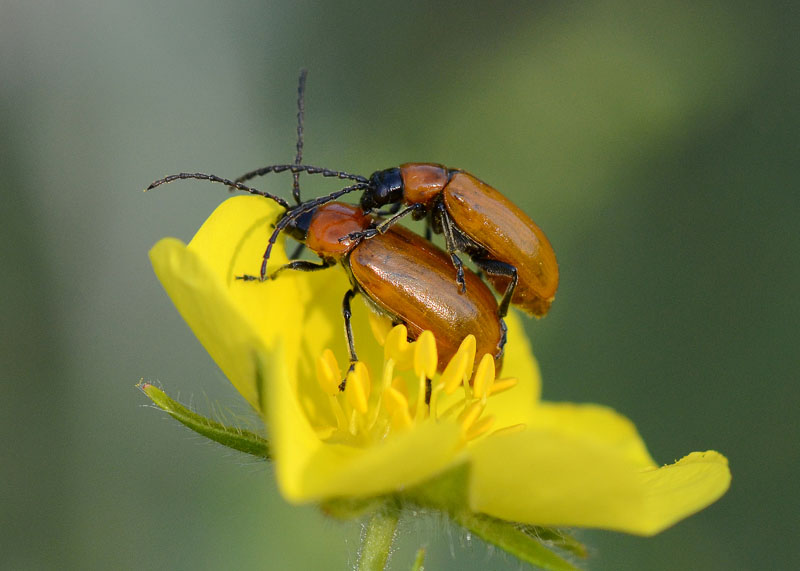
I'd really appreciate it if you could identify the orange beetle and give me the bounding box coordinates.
[146,166,506,385]
[228,73,558,319]
[234,162,559,319]
[358,163,559,318]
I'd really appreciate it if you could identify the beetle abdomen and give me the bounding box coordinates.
[349,225,503,371]
[443,172,559,317]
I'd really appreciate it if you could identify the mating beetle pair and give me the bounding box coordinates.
[148,71,558,385]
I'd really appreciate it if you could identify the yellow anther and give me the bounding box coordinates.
[457,335,477,380]
[472,354,496,401]
[458,401,485,432]
[316,349,341,396]
[489,377,518,396]
[440,348,468,395]
[384,325,414,369]
[345,362,371,414]
[465,415,496,441]
[414,330,437,379]
[312,329,520,446]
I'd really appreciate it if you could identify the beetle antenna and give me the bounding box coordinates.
[257,181,369,279]
[292,69,308,205]
[235,163,368,185]
[145,172,291,210]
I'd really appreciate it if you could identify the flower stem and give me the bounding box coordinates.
[358,505,400,571]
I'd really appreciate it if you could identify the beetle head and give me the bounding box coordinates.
[361,168,403,212]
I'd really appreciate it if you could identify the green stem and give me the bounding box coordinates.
[411,548,426,571]
[358,505,400,571]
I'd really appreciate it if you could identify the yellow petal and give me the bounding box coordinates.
[150,237,271,410]
[150,196,306,410]
[525,403,656,468]
[468,403,730,535]
[150,195,384,415]
[634,450,730,535]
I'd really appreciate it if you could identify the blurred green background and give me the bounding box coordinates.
[2,1,797,569]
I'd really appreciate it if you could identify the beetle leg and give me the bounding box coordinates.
[237,257,333,282]
[471,258,518,319]
[339,204,425,243]
[339,228,377,243]
[438,204,467,293]
[375,203,425,233]
[339,288,359,391]
[268,258,334,280]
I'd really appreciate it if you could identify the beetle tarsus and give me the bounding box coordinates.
[450,254,467,294]
[339,228,377,243]
[496,318,508,359]
[236,274,265,282]
[339,362,356,391]
[341,288,359,379]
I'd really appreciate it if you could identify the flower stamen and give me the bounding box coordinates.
[312,326,524,446]
[472,354,495,402]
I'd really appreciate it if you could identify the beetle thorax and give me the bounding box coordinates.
[305,202,372,258]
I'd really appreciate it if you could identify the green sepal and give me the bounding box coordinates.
[403,462,471,513]
[516,525,588,560]
[138,381,270,460]
[320,495,389,521]
[453,511,582,571]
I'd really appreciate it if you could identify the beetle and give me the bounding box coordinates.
[230,165,559,320]
[146,168,506,384]
[225,72,558,319]
[359,163,559,318]
[147,71,504,382]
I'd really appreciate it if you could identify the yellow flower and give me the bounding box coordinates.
[150,194,730,536]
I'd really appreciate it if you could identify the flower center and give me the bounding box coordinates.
[313,324,524,447]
